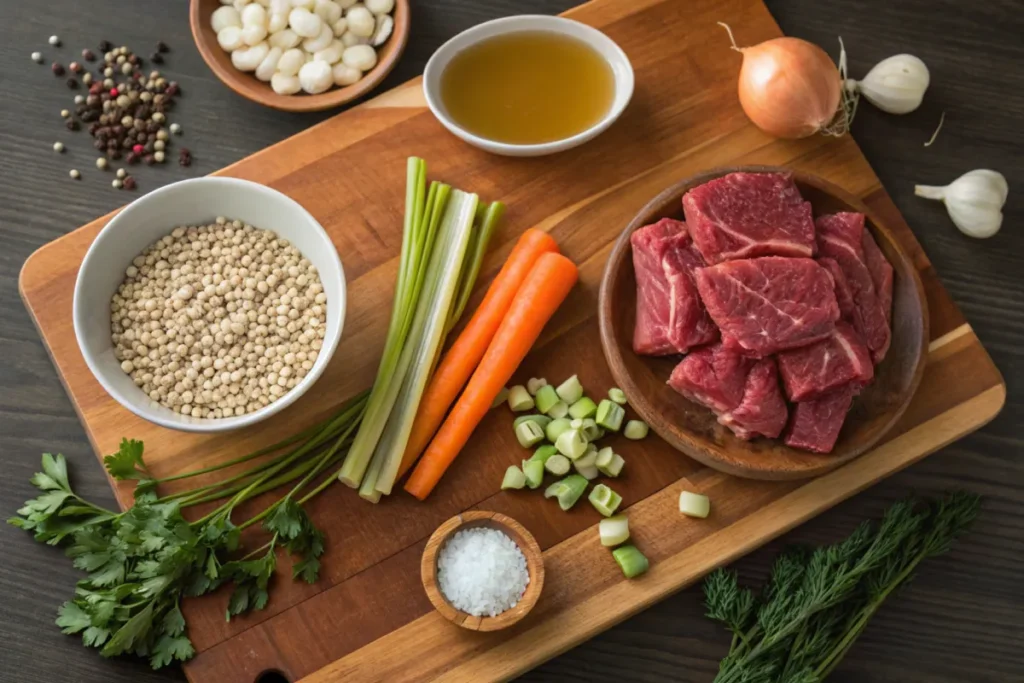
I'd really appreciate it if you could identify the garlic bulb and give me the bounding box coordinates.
[915,169,1008,239]
[845,54,929,114]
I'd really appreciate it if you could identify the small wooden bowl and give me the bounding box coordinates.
[189,0,410,112]
[421,511,545,632]
[598,166,929,481]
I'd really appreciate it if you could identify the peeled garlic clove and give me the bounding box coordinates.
[346,6,375,37]
[255,46,282,82]
[341,30,368,47]
[331,17,348,37]
[298,60,333,93]
[211,5,242,33]
[271,72,302,95]
[276,47,305,76]
[315,0,343,24]
[846,54,929,115]
[314,40,345,65]
[342,44,377,71]
[302,22,334,52]
[268,28,301,49]
[333,62,362,86]
[365,0,394,14]
[267,12,288,32]
[231,41,269,72]
[915,169,1008,239]
[217,26,245,52]
[289,7,323,38]
[371,14,393,47]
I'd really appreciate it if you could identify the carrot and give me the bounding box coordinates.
[396,228,559,478]
[404,252,579,500]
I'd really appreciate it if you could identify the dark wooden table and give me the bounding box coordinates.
[1,2,1020,682]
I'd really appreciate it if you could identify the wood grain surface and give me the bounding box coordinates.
[0,2,1021,683]
[599,166,929,480]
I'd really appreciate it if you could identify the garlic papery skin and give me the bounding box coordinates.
[846,54,929,114]
[915,169,1008,239]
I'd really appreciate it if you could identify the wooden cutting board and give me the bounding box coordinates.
[19,0,1005,680]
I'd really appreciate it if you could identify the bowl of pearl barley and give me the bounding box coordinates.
[73,177,346,433]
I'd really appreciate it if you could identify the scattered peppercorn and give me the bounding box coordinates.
[60,109,71,119]
[66,78,78,89]
[156,41,169,53]
[123,176,136,190]
[53,142,65,153]
[98,40,112,52]
[69,61,83,74]
[116,168,126,179]
[112,178,123,189]
[154,150,166,163]
[150,53,164,65]
[126,152,139,165]
[32,51,43,64]
[82,72,93,85]
[69,169,80,179]
[82,49,96,62]
[49,35,61,47]
[66,119,80,131]
[52,62,65,76]
[96,157,109,170]
[178,148,192,167]
[74,94,85,104]
[144,154,155,165]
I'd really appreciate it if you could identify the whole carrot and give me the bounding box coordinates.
[405,252,579,500]
[396,229,559,478]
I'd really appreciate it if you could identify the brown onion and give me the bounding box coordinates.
[719,23,842,139]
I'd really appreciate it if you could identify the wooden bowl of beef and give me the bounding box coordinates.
[598,166,928,480]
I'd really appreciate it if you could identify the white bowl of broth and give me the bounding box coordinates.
[423,15,634,157]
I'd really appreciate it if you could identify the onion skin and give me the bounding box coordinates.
[736,37,841,139]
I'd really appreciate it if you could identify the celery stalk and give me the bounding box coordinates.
[371,190,480,495]
[612,545,649,578]
[447,202,505,330]
[600,515,630,546]
[544,474,588,511]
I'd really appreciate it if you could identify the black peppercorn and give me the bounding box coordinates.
[66,119,80,131]
[94,139,106,150]
[165,83,179,97]
[156,41,169,53]
[178,148,192,167]
[126,152,139,165]
[123,176,137,190]
[66,78,78,89]
[99,40,112,52]
[52,63,65,76]
[144,141,155,153]
[144,155,155,166]
[150,53,164,65]
[109,150,122,160]
[83,49,96,62]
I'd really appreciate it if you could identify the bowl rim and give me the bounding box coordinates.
[420,510,545,632]
[72,176,346,434]
[422,14,635,155]
[188,0,411,113]
[598,165,930,480]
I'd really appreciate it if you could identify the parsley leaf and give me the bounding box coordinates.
[103,439,149,481]
[56,601,92,634]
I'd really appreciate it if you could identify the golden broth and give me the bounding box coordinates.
[439,31,616,145]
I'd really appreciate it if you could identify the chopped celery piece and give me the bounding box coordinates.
[576,463,600,480]
[544,454,571,476]
[609,387,628,405]
[507,385,534,412]
[534,384,559,414]
[514,414,552,431]
[555,375,584,404]
[555,429,588,460]
[596,399,625,431]
[522,459,545,489]
[612,544,649,578]
[580,418,602,441]
[501,465,526,490]
[544,474,588,511]
[596,447,625,477]
[679,490,710,518]
[569,396,598,420]
[515,420,545,448]
[492,387,510,409]
[624,420,649,440]
[599,515,630,546]
[530,444,558,463]
[570,418,584,429]
[546,401,569,419]
[545,418,572,443]
[588,483,622,517]
[575,448,597,469]
[527,377,548,395]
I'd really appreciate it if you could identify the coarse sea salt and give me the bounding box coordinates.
[437,527,529,618]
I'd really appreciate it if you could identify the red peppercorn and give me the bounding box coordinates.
[89,83,103,95]
[132,144,144,154]
[70,61,83,73]
[123,176,137,190]
[83,49,96,62]
[110,87,119,97]
[52,63,65,76]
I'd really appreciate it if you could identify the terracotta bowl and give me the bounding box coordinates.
[598,166,929,481]
[421,511,544,632]
[189,0,410,112]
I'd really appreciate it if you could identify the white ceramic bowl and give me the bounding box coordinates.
[423,15,634,157]
[73,177,346,433]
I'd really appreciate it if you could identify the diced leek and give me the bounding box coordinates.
[501,465,526,490]
[588,483,622,517]
[576,463,600,480]
[546,400,569,419]
[596,399,625,431]
[514,414,552,431]
[507,385,534,412]
[596,447,625,477]
[568,396,598,420]
[515,420,545,448]
[570,418,584,429]
[580,418,602,442]
[612,544,649,578]
[522,459,545,489]
[555,429,588,460]
[545,418,572,443]
[492,387,509,409]
[530,444,558,463]
[544,454,571,476]
[527,377,548,395]
[599,515,630,546]
[624,420,649,440]
[556,375,584,404]
[544,474,588,511]
[574,448,597,468]
[609,387,628,405]
[534,384,559,414]
[679,490,710,518]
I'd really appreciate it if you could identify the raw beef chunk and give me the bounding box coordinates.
[718,358,788,440]
[667,343,754,414]
[784,384,856,454]
[861,229,894,328]
[777,322,874,402]
[816,213,891,364]
[694,257,839,357]
[631,219,718,355]
[682,171,816,264]
[818,257,856,320]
